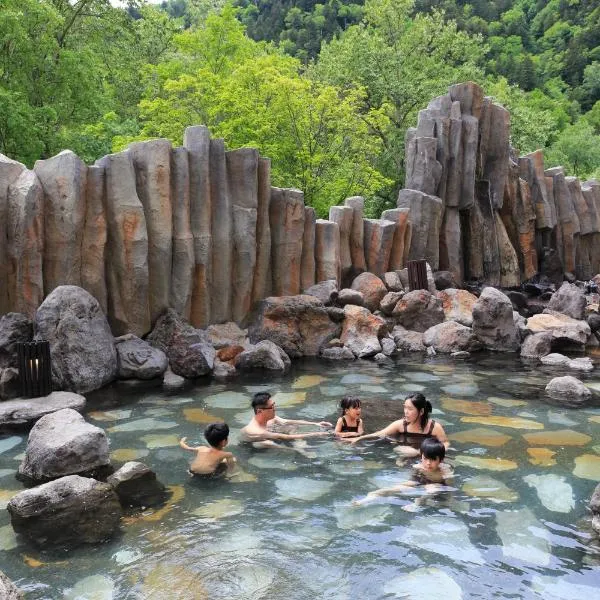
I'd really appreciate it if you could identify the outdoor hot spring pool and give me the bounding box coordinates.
[1,354,600,599]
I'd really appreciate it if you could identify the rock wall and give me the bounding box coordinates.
[0,82,598,334]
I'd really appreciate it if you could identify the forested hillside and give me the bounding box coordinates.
[1,0,599,217]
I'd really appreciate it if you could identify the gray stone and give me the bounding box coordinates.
[405,137,442,196]
[329,205,354,284]
[340,305,386,358]
[520,332,552,359]
[392,326,426,352]
[344,196,367,275]
[315,219,341,285]
[433,271,458,291]
[545,376,591,406]
[380,291,404,316]
[0,312,32,368]
[115,335,168,380]
[392,290,445,333]
[7,474,121,547]
[350,272,388,313]
[18,408,110,483]
[451,351,470,359]
[206,322,248,349]
[320,346,355,360]
[326,306,345,322]
[300,206,316,293]
[363,218,396,278]
[162,368,186,392]
[540,353,571,367]
[546,282,586,320]
[568,357,594,372]
[0,571,23,599]
[423,321,482,354]
[383,271,404,292]
[381,208,411,271]
[472,287,520,351]
[381,337,396,356]
[35,285,118,393]
[0,391,86,432]
[146,309,215,378]
[374,353,393,364]
[234,340,290,371]
[304,280,339,306]
[252,157,272,302]
[107,461,167,507]
[0,367,19,400]
[590,483,600,514]
[337,288,364,307]
[213,358,237,378]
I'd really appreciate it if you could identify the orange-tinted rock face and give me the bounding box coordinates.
[216,345,245,362]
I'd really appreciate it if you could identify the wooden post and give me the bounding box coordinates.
[17,341,52,398]
[407,259,428,291]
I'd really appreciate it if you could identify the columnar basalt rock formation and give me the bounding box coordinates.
[1,82,599,334]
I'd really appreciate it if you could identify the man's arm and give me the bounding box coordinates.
[244,429,330,442]
[275,416,332,428]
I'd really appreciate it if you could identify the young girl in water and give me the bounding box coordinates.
[335,396,364,438]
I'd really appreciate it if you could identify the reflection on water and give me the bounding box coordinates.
[1,354,600,598]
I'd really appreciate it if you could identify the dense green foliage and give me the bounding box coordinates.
[2,0,599,215]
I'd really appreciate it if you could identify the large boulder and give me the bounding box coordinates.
[147,308,215,378]
[340,305,387,357]
[246,295,340,357]
[0,367,19,400]
[380,291,404,316]
[545,376,592,406]
[0,312,32,368]
[392,290,445,332]
[590,483,600,534]
[546,282,586,320]
[472,287,520,351]
[0,571,23,599]
[423,321,482,353]
[350,272,387,312]
[304,280,338,306]
[18,408,110,483]
[34,286,117,394]
[321,346,355,360]
[234,340,291,371]
[115,334,168,380]
[525,311,591,348]
[520,331,552,359]
[392,326,426,352]
[437,288,477,327]
[0,391,85,432]
[107,461,167,507]
[337,288,364,307]
[7,474,121,547]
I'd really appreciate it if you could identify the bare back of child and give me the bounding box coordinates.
[180,423,236,477]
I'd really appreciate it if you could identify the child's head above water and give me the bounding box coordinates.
[204,422,230,449]
[339,396,361,416]
[419,437,445,472]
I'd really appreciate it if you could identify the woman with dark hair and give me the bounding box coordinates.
[350,393,448,455]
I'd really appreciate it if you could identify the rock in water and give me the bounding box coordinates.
[383,567,463,600]
[523,474,575,512]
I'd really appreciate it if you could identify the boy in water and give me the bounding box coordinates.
[180,422,236,477]
[354,438,453,505]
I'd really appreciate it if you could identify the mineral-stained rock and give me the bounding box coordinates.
[472,287,520,351]
[519,150,553,230]
[525,310,590,347]
[392,290,445,333]
[7,474,121,547]
[315,219,341,284]
[7,169,45,318]
[115,334,168,380]
[363,218,396,278]
[18,408,110,482]
[344,196,367,277]
[35,285,118,393]
[270,188,305,296]
[0,312,32,368]
[350,272,388,313]
[209,138,232,323]
[107,461,167,507]
[546,282,586,320]
[206,322,247,349]
[437,288,477,327]
[34,151,87,294]
[147,309,215,378]
[397,189,443,269]
[0,154,26,315]
[392,326,426,352]
[98,150,150,336]
[183,125,211,328]
[300,206,316,292]
[423,321,482,354]
[246,295,340,357]
[0,391,86,432]
[545,376,591,406]
[170,147,194,321]
[234,340,290,371]
[340,305,386,358]
[227,148,258,322]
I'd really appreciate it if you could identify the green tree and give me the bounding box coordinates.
[545,119,600,179]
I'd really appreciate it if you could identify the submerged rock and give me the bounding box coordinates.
[573,454,600,480]
[383,568,463,600]
[523,473,575,512]
[275,477,333,501]
[64,575,115,600]
[462,474,518,503]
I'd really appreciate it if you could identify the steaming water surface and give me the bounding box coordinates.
[1,354,600,599]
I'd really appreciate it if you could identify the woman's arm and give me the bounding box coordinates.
[350,419,402,444]
[432,422,450,449]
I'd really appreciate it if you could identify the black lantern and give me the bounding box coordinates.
[407,259,428,291]
[17,341,52,398]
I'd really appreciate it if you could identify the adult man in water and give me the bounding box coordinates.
[240,391,332,447]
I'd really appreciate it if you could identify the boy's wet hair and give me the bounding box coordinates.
[420,437,445,461]
[204,422,229,447]
[251,391,272,413]
[339,396,361,416]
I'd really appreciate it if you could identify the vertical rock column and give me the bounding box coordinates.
[567,176,594,280]
[381,208,410,271]
[520,151,554,234]
[582,180,600,275]
[6,170,44,317]
[363,218,396,278]
[227,148,258,322]
[301,207,316,291]
[99,151,150,337]
[34,151,86,295]
[209,139,232,323]
[344,196,367,279]
[129,140,173,325]
[270,188,305,296]
[252,158,272,303]
[315,219,341,284]
[0,155,26,314]
[170,147,194,320]
[83,165,108,314]
[329,205,354,286]
[184,126,212,328]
